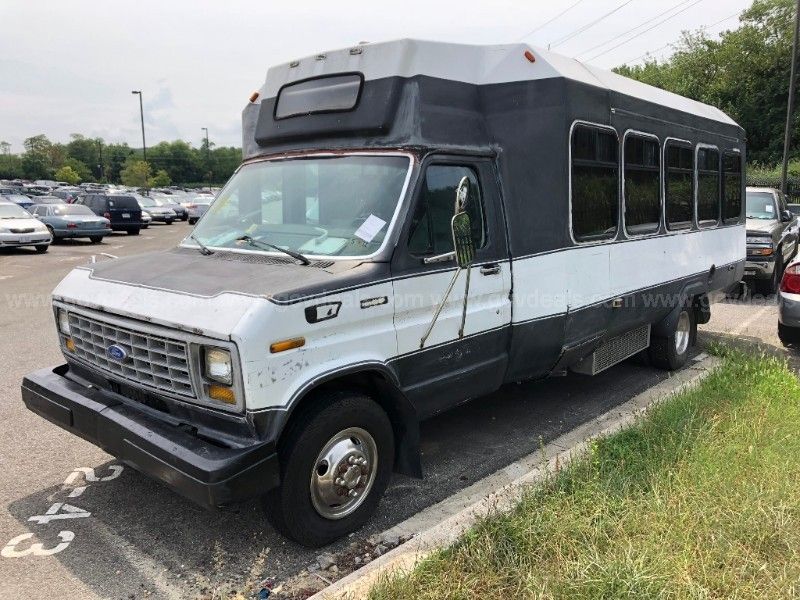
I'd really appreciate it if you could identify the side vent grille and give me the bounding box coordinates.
[571,324,650,376]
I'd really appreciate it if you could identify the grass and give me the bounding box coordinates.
[369,350,800,599]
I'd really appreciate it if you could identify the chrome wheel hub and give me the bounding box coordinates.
[310,427,377,520]
[675,311,690,355]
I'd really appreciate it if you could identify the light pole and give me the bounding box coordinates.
[131,90,147,163]
[201,127,210,182]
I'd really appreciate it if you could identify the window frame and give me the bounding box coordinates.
[622,129,662,238]
[721,149,743,225]
[407,162,489,258]
[663,137,695,232]
[568,120,621,246]
[694,143,721,229]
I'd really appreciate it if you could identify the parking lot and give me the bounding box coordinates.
[0,223,787,599]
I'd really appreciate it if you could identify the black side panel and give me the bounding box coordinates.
[504,313,566,382]
[391,327,511,420]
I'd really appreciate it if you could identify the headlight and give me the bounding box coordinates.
[203,347,232,385]
[746,236,772,246]
[57,309,70,335]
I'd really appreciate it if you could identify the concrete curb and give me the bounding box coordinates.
[308,354,720,600]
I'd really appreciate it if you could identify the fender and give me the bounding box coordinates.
[652,280,704,338]
[269,361,423,478]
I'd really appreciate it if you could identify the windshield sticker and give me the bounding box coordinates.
[354,214,387,243]
[766,204,774,212]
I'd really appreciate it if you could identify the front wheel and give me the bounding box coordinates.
[188,218,197,225]
[649,306,695,371]
[35,244,49,253]
[263,391,394,547]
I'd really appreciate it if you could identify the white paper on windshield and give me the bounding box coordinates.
[353,214,387,243]
[766,204,774,213]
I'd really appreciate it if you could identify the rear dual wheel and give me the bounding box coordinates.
[263,391,394,547]
[649,306,695,371]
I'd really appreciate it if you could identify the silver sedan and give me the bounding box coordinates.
[779,259,800,345]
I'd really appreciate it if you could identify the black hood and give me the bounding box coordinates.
[86,247,390,305]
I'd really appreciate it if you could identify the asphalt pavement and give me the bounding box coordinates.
[0,226,784,599]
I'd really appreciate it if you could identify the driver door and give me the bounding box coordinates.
[391,158,511,418]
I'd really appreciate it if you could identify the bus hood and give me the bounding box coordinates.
[52,248,386,338]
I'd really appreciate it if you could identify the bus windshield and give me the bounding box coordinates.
[189,154,411,258]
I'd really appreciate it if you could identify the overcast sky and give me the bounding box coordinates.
[0,0,752,153]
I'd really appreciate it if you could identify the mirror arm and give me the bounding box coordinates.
[423,251,456,265]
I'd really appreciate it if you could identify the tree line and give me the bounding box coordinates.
[0,134,242,187]
[616,0,798,171]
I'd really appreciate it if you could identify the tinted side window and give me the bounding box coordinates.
[571,125,619,242]
[665,143,693,229]
[408,165,486,256]
[624,134,660,235]
[697,147,720,226]
[722,152,742,223]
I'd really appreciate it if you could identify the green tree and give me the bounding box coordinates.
[615,0,796,165]
[61,157,92,181]
[21,134,54,179]
[54,165,81,185]
[0,154,24,179]
[120,159,152,188]
[149,169,171,187]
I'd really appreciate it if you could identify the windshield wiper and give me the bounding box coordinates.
[236,235,310,266]
[189,233,214,256]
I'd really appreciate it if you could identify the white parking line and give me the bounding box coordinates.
[731,305,772,336]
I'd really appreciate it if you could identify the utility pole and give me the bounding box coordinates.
[131,90,147,163]
[96,139,104,181]
[781,0,800,195]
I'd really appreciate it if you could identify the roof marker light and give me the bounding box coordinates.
[289,60,300,68]
[249,91,260,103]
[524,50,536,63]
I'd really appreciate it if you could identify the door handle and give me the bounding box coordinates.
[480,264,501,276]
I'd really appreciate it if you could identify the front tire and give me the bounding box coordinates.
[263,391,394,547]
[649,306,695,371]
[188,218,197,225]
[35,244,48,253]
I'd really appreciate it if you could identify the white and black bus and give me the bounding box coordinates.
[23,39,744,546]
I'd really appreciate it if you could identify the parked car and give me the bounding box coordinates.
[151,194,188,221]
[29,203,112,243]
[141,211,152,228]
[51,188,82,203]
[0,200,52,252]
[133,194,176,224]
[76,193,144,235]
[29,195,67,209]
[1,193,34,210]
[186,196,213,224]
[745,187,798,294]
[778,258,800,345]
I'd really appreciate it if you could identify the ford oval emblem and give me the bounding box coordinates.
[106,344,128,362]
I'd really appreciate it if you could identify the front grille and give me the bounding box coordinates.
[66,312,195,398]
[10,228,34,234]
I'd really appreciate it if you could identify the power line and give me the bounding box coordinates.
[517,0,586,41]
[551,0,635,49]
[576,0,691,58]
[585,0,704,61]
[621,10,743,65]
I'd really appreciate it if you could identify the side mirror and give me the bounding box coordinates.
[451,212,475,269]
[782,210,794,223]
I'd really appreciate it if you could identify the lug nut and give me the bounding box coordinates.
[348,489,358,498]
[335,477,345,486]
[348,456,357,465]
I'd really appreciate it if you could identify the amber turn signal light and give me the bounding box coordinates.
[270,337,305,353]
[208,384,236,404]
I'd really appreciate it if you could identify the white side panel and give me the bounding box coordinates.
[512,226,744,323]
[393,263,511,355]
[233,282,398,411]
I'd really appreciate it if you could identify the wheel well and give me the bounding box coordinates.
[277,369,422,478]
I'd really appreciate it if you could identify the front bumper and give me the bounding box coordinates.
[744,256,776,280]
[21,364,279,508]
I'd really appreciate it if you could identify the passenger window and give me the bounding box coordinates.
[722,152,742,223]
[696,147,720,226]
[408,165,486,256]
[665,142,694,229]
[624,134,660,235]
[571,125,619,242]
